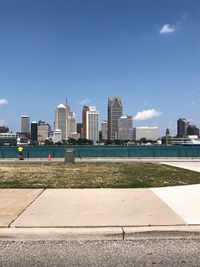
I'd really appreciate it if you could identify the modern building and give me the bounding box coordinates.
[0,133,17,146]
[77,123,82,135]
[52,129,62,143]
[101,120,108,140]
[31,121,38,144]
[107,97,122,140]
[86,106,99,141]
[82,106,90,139]
[118,116,133,140]
[54,100,78,141]
[55,104,67,140]
[69,132,80,140]
[37,120,51,143]
[166,128,170,137]
[187,125,199,136]
[21,115,30,133]
[177,118,189,137]
[69,112,76,134]
[133,127,158,141]
[0,126,9,133]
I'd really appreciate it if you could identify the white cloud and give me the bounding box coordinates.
[80,98,90,106]
[0,98,8,106]
[133,109,162,121]
[160,24,175,34]
[159,13,188,35]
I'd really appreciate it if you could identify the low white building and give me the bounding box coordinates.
[0,133,18,145]
[52,129,62,143]
[69,132,80,140]
[133,127,158,141]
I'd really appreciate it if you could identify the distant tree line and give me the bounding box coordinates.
[43,137,157,146]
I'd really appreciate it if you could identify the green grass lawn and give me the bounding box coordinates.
[0,162,199,188]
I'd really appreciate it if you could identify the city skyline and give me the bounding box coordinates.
[1,97,199,140]
[0,96,199,138]
[0,0,199,135]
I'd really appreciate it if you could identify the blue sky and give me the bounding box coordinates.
[0,0,199,136]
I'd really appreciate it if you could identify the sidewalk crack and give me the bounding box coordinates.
[8,189,46,228]
[121,227,125,241]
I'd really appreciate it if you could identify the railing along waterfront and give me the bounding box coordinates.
[0,145,200,158]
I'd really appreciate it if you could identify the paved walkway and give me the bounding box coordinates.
[0,161,199,240]
[160,161,200,172]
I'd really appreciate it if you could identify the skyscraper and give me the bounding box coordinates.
[107,97,123,140]
[187,125,199,136]
[82,106,90,139]
[54,104,67,140]
[86,106,99,141]
[21,115,30,133]
[118,116,133,140]
[177,118,189,137]
[77,123,83,135]
[69,112,76,134]
[54,100,77,141]
[101,120,108,140]
[37,120,51,143]
[31,121,38,144]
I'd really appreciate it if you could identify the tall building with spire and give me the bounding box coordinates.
[54,99,77,140]
[54,104,68,140]
[107,97,123,140]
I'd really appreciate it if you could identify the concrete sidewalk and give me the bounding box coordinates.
[160,161,200,172]
[0,160,200,240]
[0,185,200,240]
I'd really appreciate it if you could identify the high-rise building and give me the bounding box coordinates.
[69,112,76,134]
[107,97,122,140]
[101,120,108,140]
[77,123,83,135]
[21,115,30,133]
[177,118,189,137]
[37,120,51,143]
[86,106,99,141]
[54,104,68,140]
[118,116,133,140]
[31,121,38,144]
[166,128,170,137]
[187,125,199,136]
[82,106,90,139]
[133,127,158,141]
[54,100,78,141]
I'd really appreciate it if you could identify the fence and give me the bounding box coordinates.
[0,145,200,158]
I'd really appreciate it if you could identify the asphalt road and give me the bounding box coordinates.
[0,238,200,267]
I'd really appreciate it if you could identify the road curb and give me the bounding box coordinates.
[123,226,200,240]
[1,226,200,241]
[0,227,124,241]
